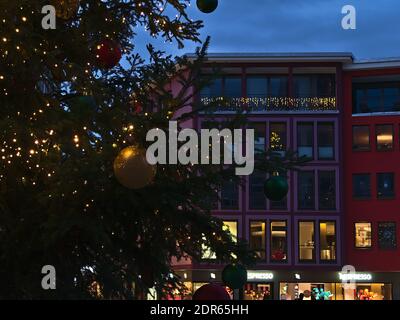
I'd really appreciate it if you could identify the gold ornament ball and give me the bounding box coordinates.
[113,146,156,189]
[52,0,80,20]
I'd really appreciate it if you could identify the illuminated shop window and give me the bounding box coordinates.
[319,221,336,262]
[352,126,370,151]
[377,173,395,199]
[355,222,372,248]
[249,221,266,260]
[376,124,394,151]
[298,221,315,262]
[270,221,288,262]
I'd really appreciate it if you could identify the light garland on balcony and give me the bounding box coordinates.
[200,96,337,111]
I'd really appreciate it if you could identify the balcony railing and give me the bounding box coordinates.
[200,96,337,113]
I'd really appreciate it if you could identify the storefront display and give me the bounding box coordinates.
[244,283,273,300]
[279,282,392,300]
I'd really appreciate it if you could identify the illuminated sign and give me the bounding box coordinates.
[339,273,372,281]
[247,271,274,281]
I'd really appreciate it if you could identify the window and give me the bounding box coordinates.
[202,221,238,259]
[270,170,288,210]
[224,77,242,98]
[378,222,397,249]
[319,221,336,262]
[247,76,267,98]
[318,171,336,210]
[200,77,222,98]
[293,74,336,98]
[221,180,239,209]
[353,82,400,114]
[271,221,288,262]
[355,223,372,248]
[249,221,266,260]
[270,122,287,156]
[251,123,266,154]
[317,123,334,160]
[249,171,266,210]
[223,221,238,243]
[297,123,314,158]
[376,124,394,151]
[298,171,315,210]
[353,174,371,199]
[352,126,370,151]
[270,76,288,98]
[299,221,315,261]
[377,173,395,199]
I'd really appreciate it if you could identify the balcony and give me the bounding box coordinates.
[199,73,337,113]
[200,95,337,113]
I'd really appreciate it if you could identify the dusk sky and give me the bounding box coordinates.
[135,0,400,60]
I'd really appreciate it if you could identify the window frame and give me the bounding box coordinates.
[352,125,371,152]
[376,172,395,200]
[270,219,289,264]
[352,173,371,200]
[354,222,373,249]
[319,220,337,263]
[317,122,335,160]
[298,220,316,263]
[249,220,267,261]
[378,221,397,250]
[375,124,394,152]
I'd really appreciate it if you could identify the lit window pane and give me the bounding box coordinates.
[352,126,370,151]
[299,221,315,261]
[376,125,394,151]
[250,221,266,260]
[355,223,372,248]
[271,221,288,262]
[320,222,336,261]
[223,221,238,243]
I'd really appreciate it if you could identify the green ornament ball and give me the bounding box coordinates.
[196,0,218,14]
[263,175,289,201]
[222,264,247,290]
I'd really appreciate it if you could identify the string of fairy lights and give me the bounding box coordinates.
[200,96,337,111]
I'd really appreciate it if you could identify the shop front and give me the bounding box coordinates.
[173,269,400,300]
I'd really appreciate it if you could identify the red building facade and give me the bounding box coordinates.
[343,60,400,299]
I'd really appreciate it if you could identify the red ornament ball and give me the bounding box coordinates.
[95,39,122,69]
[192,283,231,301]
